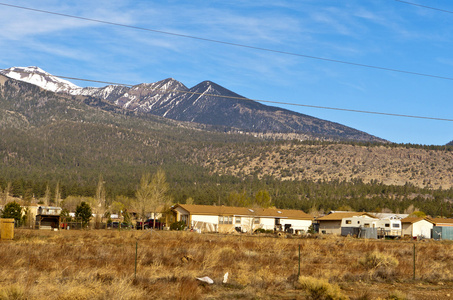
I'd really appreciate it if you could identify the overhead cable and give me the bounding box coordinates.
[2,2,453,81]
[395,0,453,14]
[30,72,453,123]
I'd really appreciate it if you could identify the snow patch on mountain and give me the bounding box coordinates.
[0,66,82,94]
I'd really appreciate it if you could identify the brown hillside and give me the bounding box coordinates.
[199,143,453,189]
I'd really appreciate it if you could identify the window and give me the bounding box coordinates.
[236,217,241,224]
[385,223,390,228]
[254,217,260,224]
[345,220,351,224]
[219,216,233,224]
[392,223,400,228]
[364,223,370,228]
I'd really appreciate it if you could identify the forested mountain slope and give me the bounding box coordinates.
[1,75,453,217]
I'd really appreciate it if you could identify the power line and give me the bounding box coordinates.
[2,2,453,82]
[28,72,453,123]
[53,75,133,87]
[395,0,453,14]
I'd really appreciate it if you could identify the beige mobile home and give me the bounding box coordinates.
[317,212,376,235]
[172,204,313,234]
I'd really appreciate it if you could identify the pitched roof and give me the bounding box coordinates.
[429,218,453,225]
[401,217,434,224]
[316,212,376,221]
[369,213,409,220]
[2,200,39,207]
[172,204,312,220]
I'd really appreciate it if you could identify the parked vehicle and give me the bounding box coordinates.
[136,219,165,229]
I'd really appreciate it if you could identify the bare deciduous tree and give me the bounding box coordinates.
[43,184,51,206]
[95,175,106,228]
[135,173,153,229]
[149,169,172,228]
[1,182,11,205]
[135,169,172,229]
[55,181,61,207]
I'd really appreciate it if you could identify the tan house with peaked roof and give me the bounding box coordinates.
[172,204,313,234]
[317,212,377,235]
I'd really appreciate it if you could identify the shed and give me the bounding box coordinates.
[401,217,434,239]
[430,218,453,240]
[35,206,62,230]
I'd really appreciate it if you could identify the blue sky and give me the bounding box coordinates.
[1,0,452,145]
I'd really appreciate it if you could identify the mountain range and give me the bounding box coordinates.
[1,68,453,218]
[0,66,385,142]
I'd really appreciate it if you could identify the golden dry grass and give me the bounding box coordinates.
[0,229,452,299]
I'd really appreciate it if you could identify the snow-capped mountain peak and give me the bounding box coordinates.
[0,65,385,142]
[0,66,81,94]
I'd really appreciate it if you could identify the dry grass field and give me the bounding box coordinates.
[0,229,452,300]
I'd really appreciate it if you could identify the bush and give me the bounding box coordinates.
[298,276,348,300]
[359,251,399,269]
[0,285,25,300]
[75,201,92,228]
[170,221,186,231]
[1,202,22,226]
[359,250,399,280]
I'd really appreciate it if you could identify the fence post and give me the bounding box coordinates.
[413,243,416,280]
[298,244,301,278]
[135,241,138,280]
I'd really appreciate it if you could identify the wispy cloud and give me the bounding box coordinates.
[1,0,453,144]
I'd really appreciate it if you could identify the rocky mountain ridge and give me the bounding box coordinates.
[0,66,385,142]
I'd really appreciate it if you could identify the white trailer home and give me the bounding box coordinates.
[375,218,402,238]
[340,215,379,238]
[317,212,377,235]
[341,215,378,229]
[340,215,402,238]
[172,204,313,234]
